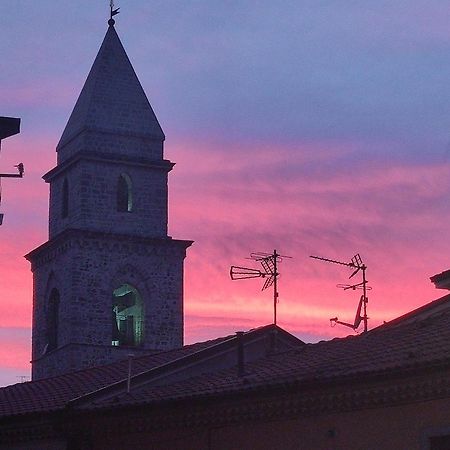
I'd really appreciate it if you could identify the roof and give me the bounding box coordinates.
[430,269,450,283]
[0,325,300,418]
[57,23,164,152]
[378,292,450,328]
[430,269,450,290]
[2,296,450,418]
[84,298,450,410]
[0,334,232,418]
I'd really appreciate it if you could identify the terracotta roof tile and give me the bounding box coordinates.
[86,305,450,410]
[3,301,450,417]
[0,334,233,418]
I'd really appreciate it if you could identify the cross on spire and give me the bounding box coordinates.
[108,0,120,26]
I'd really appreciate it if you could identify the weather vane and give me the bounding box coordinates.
[310,253,371,333]
[109,0,120,25]
[230,250,291,325]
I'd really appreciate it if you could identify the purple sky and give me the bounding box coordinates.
[1,1,450,386]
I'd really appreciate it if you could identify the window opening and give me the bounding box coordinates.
[117,174,132,212]
[112,284,144,346]
[62,179,69,218]
[46,288,60,352]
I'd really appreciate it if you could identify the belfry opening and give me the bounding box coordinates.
[112,284,144,347]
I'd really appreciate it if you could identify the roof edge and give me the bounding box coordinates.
[67,325,303,409]
[372,292,450,331]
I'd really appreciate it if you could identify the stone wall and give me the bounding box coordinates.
[47,156,171,239]
[57,129,164,165]
[29,231,190,380]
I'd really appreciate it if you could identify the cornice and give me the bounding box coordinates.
[25,228,193,269]
[56,126,165,154]
[30,341,157,364]
[43,151,174,182]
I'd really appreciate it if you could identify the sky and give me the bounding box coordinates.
[1,0,450,386]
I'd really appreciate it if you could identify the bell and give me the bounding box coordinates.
[112,310,120,341]
[114,291,134,309]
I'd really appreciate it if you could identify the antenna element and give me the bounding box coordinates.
[310,253,370,333]
[230,250,291,325]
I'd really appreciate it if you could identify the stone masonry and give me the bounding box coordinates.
[26,22,192,380]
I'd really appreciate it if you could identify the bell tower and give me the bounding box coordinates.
[26,19,192,380]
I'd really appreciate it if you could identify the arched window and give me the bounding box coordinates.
[62,178,69,218]
[46,288,60,352]
[117,174,133,212]
[112,284,144,346]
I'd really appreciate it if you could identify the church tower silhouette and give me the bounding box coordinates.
[26,19,192,380]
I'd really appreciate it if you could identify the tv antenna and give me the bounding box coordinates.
[230,249,291,325]
[310,253,370,333]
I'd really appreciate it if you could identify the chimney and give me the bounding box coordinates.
[430,269,450,290]
[236,331,245,377]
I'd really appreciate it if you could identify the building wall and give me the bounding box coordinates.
[87,396,450,450]
[0,440,66,450]
[209,398,449,450]
[30,232,188,380]
[48,158,169,239]
[1,387,449,449]
[66,368,450,450]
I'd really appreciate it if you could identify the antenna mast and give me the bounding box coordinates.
[310,253,371,333]
[230,250,291,325]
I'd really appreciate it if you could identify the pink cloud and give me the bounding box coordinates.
[0,328,31,371]
[168,139,450,341]
[1,136,449,386]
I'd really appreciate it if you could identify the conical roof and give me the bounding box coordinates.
[57,24,164,151]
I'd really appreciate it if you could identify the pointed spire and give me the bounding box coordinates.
[57,24,164,156]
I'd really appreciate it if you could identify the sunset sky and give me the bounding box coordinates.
[1,1,450,386]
